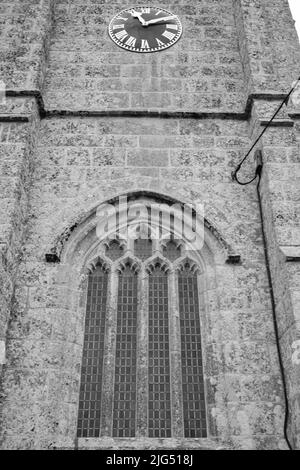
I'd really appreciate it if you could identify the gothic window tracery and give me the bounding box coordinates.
[77,225,207,440]
[163,239,182,262]
[105,239,124,261]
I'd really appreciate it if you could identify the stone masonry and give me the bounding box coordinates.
[0,0,299,450]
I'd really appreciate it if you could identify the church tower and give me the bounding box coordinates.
[0,0,300,450]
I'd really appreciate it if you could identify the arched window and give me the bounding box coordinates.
[178,263,207,438]
[113,264,138,438]
[77,262,109,438]
[148,264,171,438]
[77,224,207,441]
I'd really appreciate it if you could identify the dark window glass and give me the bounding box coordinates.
[178,267,207,438]
[106,240,124,261]
[148,267,172,438]
[134,238,152,261]
[163,240,181,262]
[78,247,207,440]
[77,264,108,438]
[112,266,138,438]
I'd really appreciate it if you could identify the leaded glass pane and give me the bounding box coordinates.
[113,266,138,438]
[134,238,152,261]
[163,240,181,262]
[106,240,124,261]
[148,267,172,438]
[77,265,108,438]
[178,268,207,438]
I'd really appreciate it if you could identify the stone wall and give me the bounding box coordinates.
[0,0,53,90]
[0,100,40,376]
[251,104,300,449]
[0,0,53,383]
[0,115,288,449]
[234,0,300,94]
[44,0,246,112]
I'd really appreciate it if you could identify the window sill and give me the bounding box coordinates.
[77,437,222,450]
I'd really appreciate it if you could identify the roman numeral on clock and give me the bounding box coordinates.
[166,24,178,31]
[125,36,137,47]
[117,16,127,21]
[141,39,150,49]
[162,30,176,41]
[115,30,128,42]
[113,24,124,30]
[156,38,165,47]
[140,7,150,14]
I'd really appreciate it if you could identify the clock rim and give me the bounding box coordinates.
[108,5,183,53]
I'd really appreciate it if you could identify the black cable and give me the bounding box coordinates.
[232,76,300,184]
[231,79,300,447]
[234,154,293,450]
[256,165,293,451]
[231,173,258,186]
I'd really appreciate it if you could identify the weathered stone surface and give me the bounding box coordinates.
[0,0,300,452]
[41,0,247,112]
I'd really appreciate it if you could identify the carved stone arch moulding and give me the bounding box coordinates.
[48,191,240,269]
[145,256,171,274]
[103,235,127,249]
[117,256,141,274]
[85,256,111,275]
[160,236,184,249]
[128,221,156,241]
[42,191,235,448]
[175,257,202,275]
[104,237,127,262]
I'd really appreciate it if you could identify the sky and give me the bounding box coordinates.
[289,0,300,41]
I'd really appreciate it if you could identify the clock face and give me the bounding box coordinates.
[108,6,182,53]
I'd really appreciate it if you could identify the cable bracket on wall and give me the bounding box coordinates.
[232,75,300,186]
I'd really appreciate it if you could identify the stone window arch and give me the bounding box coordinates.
[77,225,208,440]
[52,192,237,449]
[77,259,110,439]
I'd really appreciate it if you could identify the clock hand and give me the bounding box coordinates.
[130,10,147,26]
[144,15,178,26]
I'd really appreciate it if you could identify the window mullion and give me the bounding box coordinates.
[100,268,118,437]
[136,266,149,437]
[169,269,185,438]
